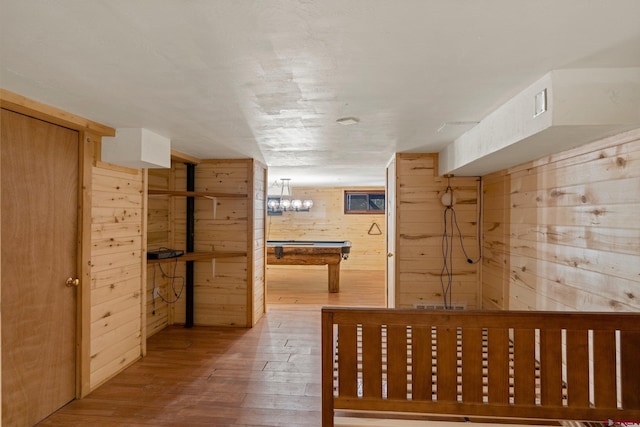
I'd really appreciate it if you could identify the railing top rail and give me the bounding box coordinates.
[321,307,640,331]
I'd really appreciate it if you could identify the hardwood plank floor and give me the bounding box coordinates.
[37,269,384,426]
[38,269,554,426]
[266,268,386,308]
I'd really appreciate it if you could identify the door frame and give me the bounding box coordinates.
[0,89,115,398]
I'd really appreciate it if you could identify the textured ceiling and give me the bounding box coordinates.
[2,0,640,187]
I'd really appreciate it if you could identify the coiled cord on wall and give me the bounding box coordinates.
[439,177,482,309]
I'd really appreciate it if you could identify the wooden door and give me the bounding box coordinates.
[385,157,396,308]
[1,108,79,425]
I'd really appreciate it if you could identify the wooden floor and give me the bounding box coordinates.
[36,269,383,426]
[38,269,554,426]
[266,268,387,308]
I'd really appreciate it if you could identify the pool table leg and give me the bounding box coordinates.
[328,263,340,293]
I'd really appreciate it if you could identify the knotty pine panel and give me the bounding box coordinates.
[90,164,144,390]
[91,167,143,195]
[510,223,640,256]
[174,160,249,194]
[91,275,142,306]
[481,170,510,310]
[91,190,144,209]
[90,250,142,273]
[483,128,640,312]
[92,207,143,224]
[91,222,142,239]
[90,340,141,388]
[509,254,639,310]
[91,235,142,256]
[267,187,386,271]
[509,236,639,282]
[394,153,481,309]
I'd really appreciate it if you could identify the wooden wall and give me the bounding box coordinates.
[481,170,510,309]
[482,128,640,312]
[89,162,144,388]
[146,168,172,336]
[251,161,267,325]
[170,159,264,327]
[267,187,386,271]
[391,154,481,309]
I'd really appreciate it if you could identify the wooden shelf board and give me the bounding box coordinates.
[147,251,247,264]
[147,189,247,198]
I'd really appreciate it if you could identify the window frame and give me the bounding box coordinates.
[344,190,386,215]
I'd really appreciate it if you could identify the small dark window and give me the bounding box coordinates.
[344,191,385,214]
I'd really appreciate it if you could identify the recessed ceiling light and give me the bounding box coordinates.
[336,117,360,126]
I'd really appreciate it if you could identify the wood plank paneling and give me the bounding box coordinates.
[393,154,481,310]
[90,163,144,389]
[482,128,640,313]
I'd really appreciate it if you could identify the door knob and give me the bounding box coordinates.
[387,253,394,258]
[65,277,80,287]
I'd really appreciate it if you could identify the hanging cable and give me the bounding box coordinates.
[439,176,482,309]
[151,257,185,306]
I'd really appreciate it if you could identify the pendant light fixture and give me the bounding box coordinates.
[267,179,313,213]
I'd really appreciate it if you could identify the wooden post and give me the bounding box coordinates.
[185,163,195,328]
[321,309,335,427]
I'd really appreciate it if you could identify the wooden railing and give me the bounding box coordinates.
[322,307,640,426]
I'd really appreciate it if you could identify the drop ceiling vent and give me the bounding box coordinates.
[439,68,640,176]
[102,128,171,169]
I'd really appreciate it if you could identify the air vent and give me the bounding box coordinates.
[413,302,466,310]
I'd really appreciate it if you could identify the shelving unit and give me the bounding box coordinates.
[148,189,247,199]
[147,251,247,264]
[146,157,266,330]
[147,163,248,327]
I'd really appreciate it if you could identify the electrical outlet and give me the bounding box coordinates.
[152,288,160,298]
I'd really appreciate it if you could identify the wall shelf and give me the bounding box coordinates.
[148,189,247,198]
[147,251,247,264]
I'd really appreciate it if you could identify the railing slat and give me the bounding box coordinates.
[488,328,510,404]
[565,329,589,408]
[621,330,640,409]
[540,329,563,406]
[436,326,458,402]
[387,325,408,399]
[462,327,484,403]
[513,328,536,405]
[412,325,433,400]
[338,324,358,398]
[362,325,383,398]
[593,330,617,408]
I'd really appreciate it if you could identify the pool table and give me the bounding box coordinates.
[266,240,351,293]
